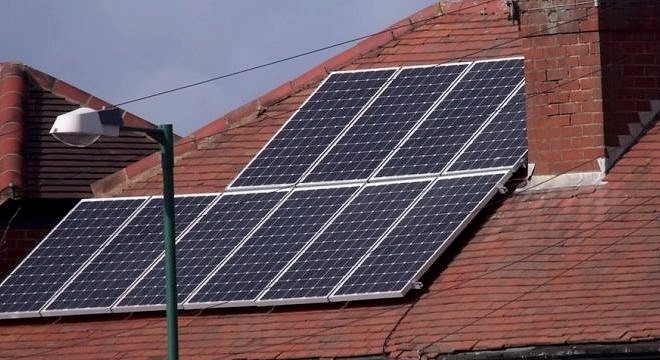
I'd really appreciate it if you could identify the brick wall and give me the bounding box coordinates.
[520,0,604,175]
[519,0,660,175]
[599,1,660,146]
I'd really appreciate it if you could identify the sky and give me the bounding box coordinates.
[2,1,437,136]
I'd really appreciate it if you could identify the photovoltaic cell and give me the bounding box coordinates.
[117,191,285,307]
[0,58,527,319]
[189,186,356,304]
[45,195,214,311]
[231,70,395,188]
[334,173,506,297]
[448,86,527,171]
[0,198,146,315]
[377,59,523,177]
[303,64,468,182]
[260,180,430,301]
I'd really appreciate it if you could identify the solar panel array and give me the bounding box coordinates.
[43,195,216,315]
[0,58,526,319]
[231,69,396,188]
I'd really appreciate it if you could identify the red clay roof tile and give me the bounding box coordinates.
[93,2,522,196]
[0,62,169,200]
[3,129,660,355]
[2,1,659,359]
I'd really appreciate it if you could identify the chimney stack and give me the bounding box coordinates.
[518,0,660,187]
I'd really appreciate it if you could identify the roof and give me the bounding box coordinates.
[91,0,520,196]
[1,119,657,359]
[1,1,659,359]
[0,62,167,201]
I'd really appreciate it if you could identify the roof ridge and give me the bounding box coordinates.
[186,0,509,141]
[0,63,28,204]
[187,3,445,141]
[91,0,515,197]
[90,2,446,197]
[0,62,172,200]
[1,61,164,132]
[21,65,161,131]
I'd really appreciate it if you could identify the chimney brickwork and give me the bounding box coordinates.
[519,0,660,177]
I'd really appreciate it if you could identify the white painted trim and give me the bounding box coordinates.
[183,299,253,311]
[40,307,113,318]
[256,296,330,307]
[112,304,167,314]
[0,310,42,320]
[330,290,403,303]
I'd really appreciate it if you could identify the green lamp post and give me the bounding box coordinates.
[50,107,179,360]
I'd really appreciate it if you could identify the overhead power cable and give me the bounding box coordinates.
[9,1,647,359]
[111,0,611,109]
[111,0,500,107]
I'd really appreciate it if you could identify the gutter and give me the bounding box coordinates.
[437,341,660,360]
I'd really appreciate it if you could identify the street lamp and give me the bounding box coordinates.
[50,107,179,360]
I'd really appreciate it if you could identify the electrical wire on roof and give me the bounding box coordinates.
[416,195,660,358]
[0,0,609,142]
[111,0,500,108]
[8,1,644,358]
[110,0,606,108]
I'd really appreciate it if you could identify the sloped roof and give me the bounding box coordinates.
[0,62,166,201]
[92,0,520,196]
[1,119,657,359]
[1,1,659,359]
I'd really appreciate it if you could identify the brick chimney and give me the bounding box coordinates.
[518,0,660,187]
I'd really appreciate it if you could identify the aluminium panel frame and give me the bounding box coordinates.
[329,167,519,302]
[183,182,362,310]
[255,176,435,307]
[0,196,151,319]
[39,194,214,318]
[226,67,400,192]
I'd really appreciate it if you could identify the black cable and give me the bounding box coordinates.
[110,0,612,109]
[8,0,651,358]
[111,0,500,107]
[415,193,660,358]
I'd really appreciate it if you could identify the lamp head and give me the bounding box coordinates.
[50,107,123,147]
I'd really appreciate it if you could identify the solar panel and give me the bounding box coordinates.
[0,198,147,318]
[116,191,286,309]
[332,173,507,299]
[230,69,396,188]
[448,86,527,172]
[302,64,468,183]
[187,185,357,306]
[43,195,215,314]
[377,59,524,178]
[0,57,527,319]
[259,180,430,303]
